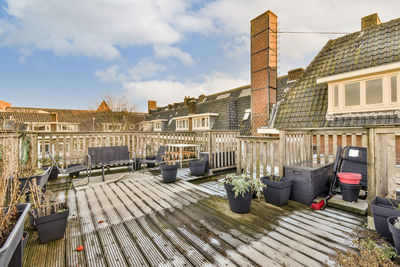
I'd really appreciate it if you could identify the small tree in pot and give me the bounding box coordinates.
[160,155,178,183]
[221,174,265,214]
[29,182,69,244]
[261,175,292,206]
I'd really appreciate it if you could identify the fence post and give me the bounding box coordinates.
[208,131,213,174]
[236,137,241,174]
[278,130,286,176]
[367,127,376,210]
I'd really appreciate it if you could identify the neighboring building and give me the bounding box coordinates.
[0,100,146,132]
[141,69,300,135]
[274,13,400,129]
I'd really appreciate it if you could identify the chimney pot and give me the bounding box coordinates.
[361,13,381,30]
[148,100,157,113]
[198,94,206,102]
[287,68,304,81]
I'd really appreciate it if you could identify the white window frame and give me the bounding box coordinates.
[176,119,189,131]
[328,71,400,115]
[192,116,210,130]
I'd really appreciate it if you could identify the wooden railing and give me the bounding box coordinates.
[0,132,20,168]
[30,130,239,171]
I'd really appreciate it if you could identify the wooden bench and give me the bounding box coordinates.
[88,146,134,181]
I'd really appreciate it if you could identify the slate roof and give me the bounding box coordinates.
[1,107,146,131]
[146,85,253,135]
[274,17,400,129]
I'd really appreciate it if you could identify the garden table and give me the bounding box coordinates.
[165,144,199,168]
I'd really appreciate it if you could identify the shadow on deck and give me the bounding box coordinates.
[23,173,366,267]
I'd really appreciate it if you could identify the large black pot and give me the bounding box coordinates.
[388,216,400,254]
[189,159,207,176]
[42,166,59,180]
[262,177,292,206]
[340,183,361,202]
[146,156,156,168]
[0,204,31,267]
[33,204,69,244]
[160,163,178,183]
[371,196,400,242]
[224,183,252,214]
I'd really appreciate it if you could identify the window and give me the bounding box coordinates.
[345,82,360,106]
[192,116,210,130]
[176,119,189,130]
[154,121,161,131]
[243,109,251,120]
[391,76,398,103]
[333,85,339,107]
[365,78,383,104]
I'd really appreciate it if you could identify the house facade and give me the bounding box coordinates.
[0,100,146,132]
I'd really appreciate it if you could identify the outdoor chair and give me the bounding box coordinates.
[138,146,166,170]
[49,153,91,186]
[339,146,367,189]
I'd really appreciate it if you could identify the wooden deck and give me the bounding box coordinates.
[23,174,366,267]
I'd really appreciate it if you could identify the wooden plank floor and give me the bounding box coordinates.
[23,174,366,267]
[149,167,211,181]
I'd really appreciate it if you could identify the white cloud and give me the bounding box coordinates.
[154,45,194,66]
[122,71,249,109]
[94,65,126,83]
[127,58,166,81]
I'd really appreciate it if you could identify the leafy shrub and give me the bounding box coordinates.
[222,174,265,198]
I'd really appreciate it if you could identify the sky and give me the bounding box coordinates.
[0,0,400,112]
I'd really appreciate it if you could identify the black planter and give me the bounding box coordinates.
[340,183,361,202]
[388,216,400,254]
[42,166,59,180]
[262,177,293,206]
[146,156,156,168]
[224,183,252,214]
[371,196,400,242]
[18,167,51,192]
[160,163,178,183]
[0,204,31,267]
[189,159,207,176]
[33,204,69,244]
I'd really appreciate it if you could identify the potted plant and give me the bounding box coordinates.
[29,182,69,244]
[0,172,30,267]
[18,167,51,193]
[39,156,60,180]
[160,155,178,183]
[221,174,265,214]
[371,196,400,242]
[388,216,400,254]
[261,175,293,206]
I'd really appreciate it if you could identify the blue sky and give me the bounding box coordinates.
[1,0,399,112]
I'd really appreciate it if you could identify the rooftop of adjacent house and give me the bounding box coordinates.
[274,16,400,129]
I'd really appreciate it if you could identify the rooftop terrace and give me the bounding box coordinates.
[23,170,365,267]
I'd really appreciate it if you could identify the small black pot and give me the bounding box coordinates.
[33,205,69,244]
[160,163,178,183]
[224,183,252,214]
[42,166,59,180]
[371,196,400,242]
[262,177,293,206]
[388,216,400,254]
[146,156,156,168]
[340,183,361,202]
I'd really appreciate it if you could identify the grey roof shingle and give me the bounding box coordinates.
[275,18,400,129]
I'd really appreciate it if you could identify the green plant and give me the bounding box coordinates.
[145,144,153,156]
[221,174,265,198]
[394,217,400,230]
[38,155,61,166]
[388,199,400,211]
[264,175,283,182]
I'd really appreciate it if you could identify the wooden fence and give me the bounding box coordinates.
[30,130,239,172]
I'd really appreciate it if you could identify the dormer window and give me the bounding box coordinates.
[193,116,209,130]
[151,119,167,131]
[317,63,400,115]
[176,119,189,131]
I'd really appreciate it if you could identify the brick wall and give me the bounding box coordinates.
[250,10,277,136]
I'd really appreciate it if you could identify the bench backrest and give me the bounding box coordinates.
[88,146,130,165]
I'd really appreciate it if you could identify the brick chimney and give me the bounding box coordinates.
[288,68,304,82]
[250,10,278,136]
[188,99,197,114]
[0,100,11,111]
[148,100,157,113]
[198,94,206,102]
[361,13,381,30]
